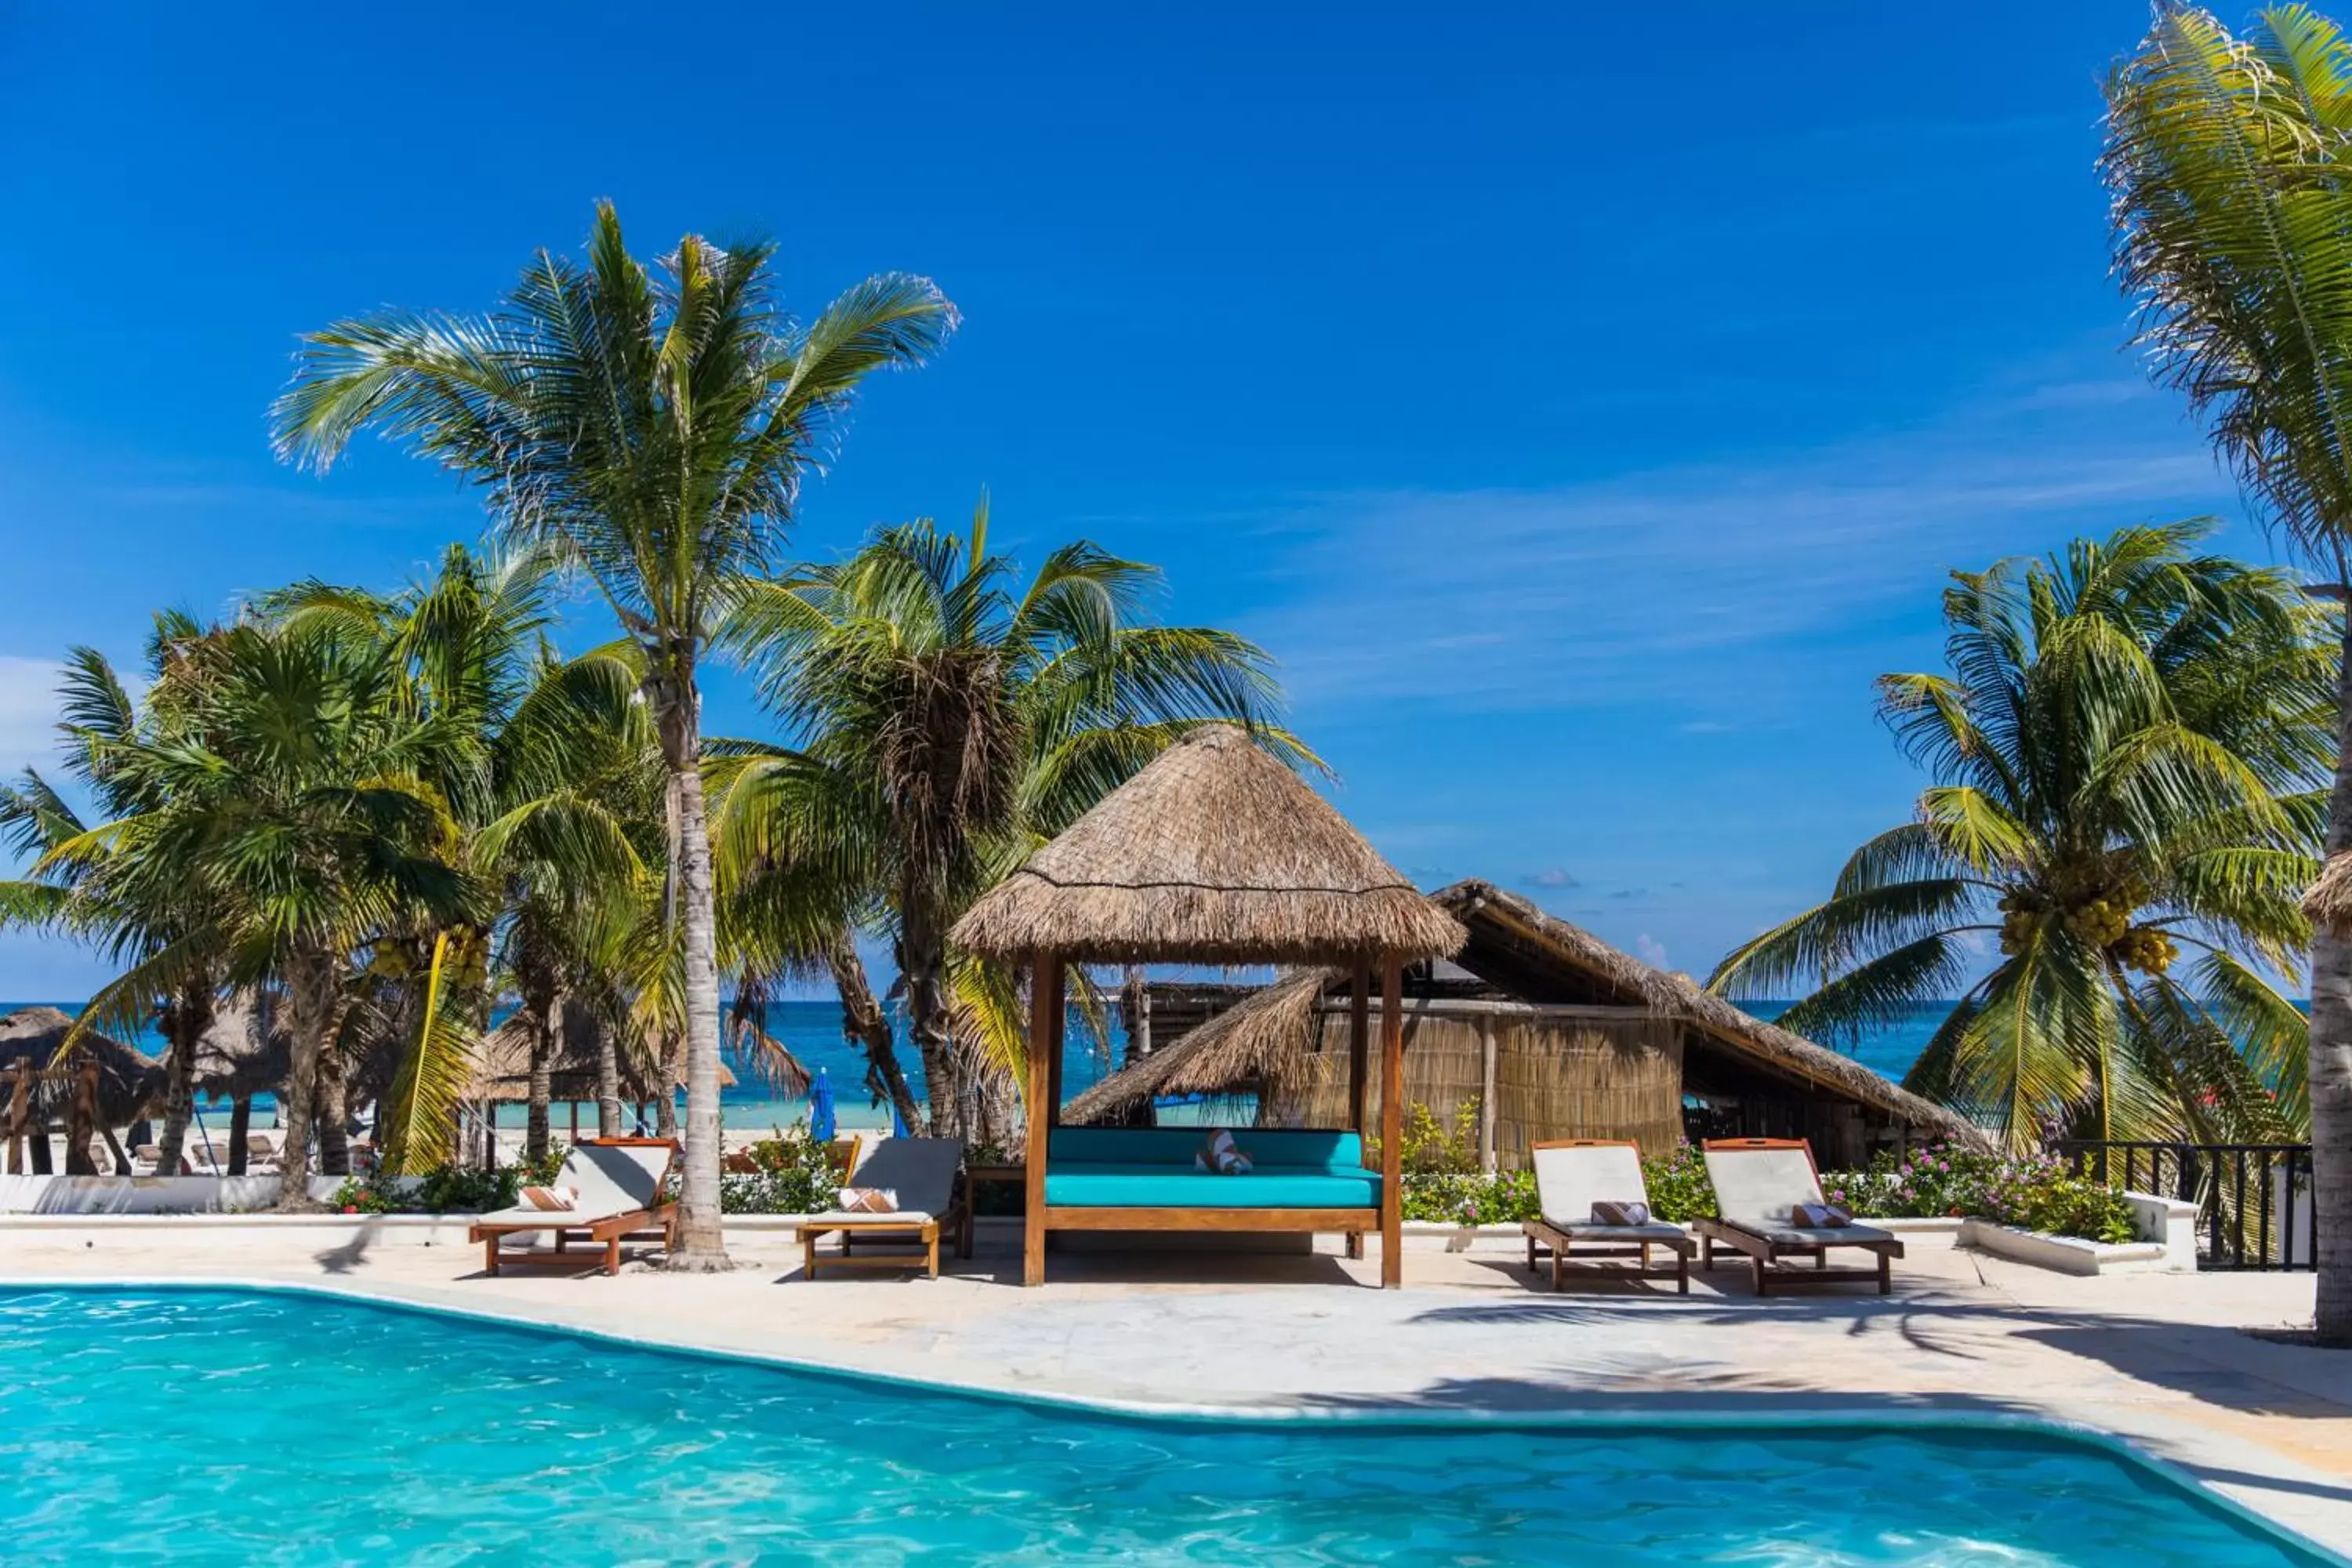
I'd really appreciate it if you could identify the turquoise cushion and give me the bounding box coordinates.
[1048,1127,1365,1173]
[1044,1163,1381,1210]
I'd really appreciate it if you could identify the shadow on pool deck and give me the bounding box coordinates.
[1406,1294,2352,1423]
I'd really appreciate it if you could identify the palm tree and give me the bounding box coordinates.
[266,543,662,1167]
[713,503,1303,1139]
[270,202,956,1266]
[0,625,223,1175]
[1710,524,2331,1152]
[2103,5,2352,1340]
[45,617,480,1205]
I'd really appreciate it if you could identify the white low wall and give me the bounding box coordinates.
[0,1174,360,1214]
[1956,1191,2195,1276]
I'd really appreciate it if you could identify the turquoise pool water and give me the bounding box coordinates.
[0,1288,2328,1566]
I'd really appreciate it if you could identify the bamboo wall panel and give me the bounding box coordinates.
[1285,1006,1683,1168]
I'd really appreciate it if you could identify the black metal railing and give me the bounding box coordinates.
[2056,1140,2314,1272]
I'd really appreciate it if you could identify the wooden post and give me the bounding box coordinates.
[65,1066,99,1177]
[4,1062,29,1174]
[1347,958,1370,1142]
[1024,953,1063,1287]
[1346,958,1370,1260]
[1380,954,1404,1288]
[1478,1015,1498,1174]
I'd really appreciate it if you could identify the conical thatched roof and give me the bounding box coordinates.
[2305,852,2352,936]
[951,724,1467,964]
[0,1006,168,1124]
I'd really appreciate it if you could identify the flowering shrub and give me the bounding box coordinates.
[1824,1142,2136,1244]
[1399,1170,1538,1224]
[329,1142,570,1214]
[1639,1145,1718,1222]
[719,1123,842,1214]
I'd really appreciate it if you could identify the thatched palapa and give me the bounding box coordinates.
[950,724,1466,964]
[2305,852,2352,936]
[1068,880,1989,1164]
[467,1000,740,1103]
[0,1006,168,1126]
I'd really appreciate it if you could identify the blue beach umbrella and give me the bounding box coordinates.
[808,1066,837,1142]
[890,1097,909,1138]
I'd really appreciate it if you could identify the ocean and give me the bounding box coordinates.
[9,996,1949,1135]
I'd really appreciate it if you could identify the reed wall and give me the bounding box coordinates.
[1286,1003,1683,1168]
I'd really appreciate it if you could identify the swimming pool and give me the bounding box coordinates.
[0,1287,2328,1565]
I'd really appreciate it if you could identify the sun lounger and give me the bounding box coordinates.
[466,1138,678,1276]
[1520,1138,1694,1294]
[798,1137,969,1279]
[1692,1138,1903,1296]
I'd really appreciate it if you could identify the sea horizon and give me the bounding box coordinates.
[5,995,1980,1131]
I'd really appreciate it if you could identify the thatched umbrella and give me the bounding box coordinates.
[0,1006,168,1174]
[2307,853,2352,936]
[470,1000,741,1108]
[951,723,1465,1287]
[194,991,293,1173]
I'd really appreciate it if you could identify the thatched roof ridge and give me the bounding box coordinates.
[1432,881,1988,1147]
[2304,852,2352,936]
[0,1007,168,1123]
[1063,970,1328,1123]
[951,724,1467,964]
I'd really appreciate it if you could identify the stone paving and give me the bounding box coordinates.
[6,1219,2350,1555]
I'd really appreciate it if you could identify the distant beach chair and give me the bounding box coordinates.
[1692,1138,1904,1296]
[466,1138,679,1277]
[1521,1138,1693,1294]
[797,1137,970,1280]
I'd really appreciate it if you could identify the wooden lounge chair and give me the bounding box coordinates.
[1521,1138,1693,1294]
[467,1137,678,1277]
[798,1137,970,1279]
[1691,1138,1903,1296]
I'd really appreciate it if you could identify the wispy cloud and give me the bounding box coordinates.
[1634,933,1669,970]
[0,657,62,780]
[1233,383,2235,716]
[1523,867,1578,888]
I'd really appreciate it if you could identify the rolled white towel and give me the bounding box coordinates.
[1193,1128,1254,1174]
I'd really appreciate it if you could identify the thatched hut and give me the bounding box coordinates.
[0,1006,169,1174]
[2305,852,2352,935]
[952,723,1466,1287]
[1069,880,1987,1167]
[467,1000,741,1123]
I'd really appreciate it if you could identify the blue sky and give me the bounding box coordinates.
[0,4,2263,996]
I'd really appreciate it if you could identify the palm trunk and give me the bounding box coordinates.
[899,904,960,1138]
[154,982,212,1175]
[228,1094,251,1175]
[827,935,922,1133]
[656,662,729,1269]
[526,994,557,1164]
[596,1014,622,1138]
[274,946,336,1210]
[315,1043,351,1177]
[2310,613,2352,1344]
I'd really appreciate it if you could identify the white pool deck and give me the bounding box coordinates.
[9,1218,2352,1558]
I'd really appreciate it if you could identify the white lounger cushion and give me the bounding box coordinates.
[474,1142,672,1227]
[1700,1145,1830,1230]
[1531,1143,1674,1232]
[805,1137,964,1223]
